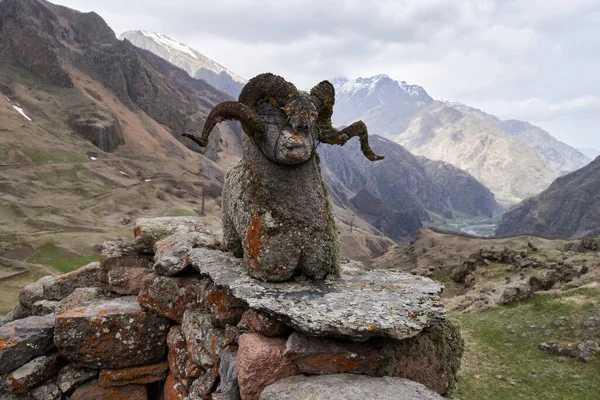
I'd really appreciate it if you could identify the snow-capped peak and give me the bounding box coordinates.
[333,74,428,98]
[139,30,199,60]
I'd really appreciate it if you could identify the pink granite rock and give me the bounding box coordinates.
[239,309,290,337]
[237,333,300,400]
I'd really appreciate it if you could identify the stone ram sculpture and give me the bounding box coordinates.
[184,73,383,282]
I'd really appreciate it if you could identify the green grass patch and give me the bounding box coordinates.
[22,148,86,165]
[168,209,199,217]
[453,289,600,399]
[28,242,99,273]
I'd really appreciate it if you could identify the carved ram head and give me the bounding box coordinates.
[184,73,384,164]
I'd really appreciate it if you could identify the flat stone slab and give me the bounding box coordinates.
[189,248,445,341]
[260,374,444,400]
[134,217,210,253]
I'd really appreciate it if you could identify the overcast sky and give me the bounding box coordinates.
[51,0,599,149]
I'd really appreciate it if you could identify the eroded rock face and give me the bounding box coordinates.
[70,379,149,400]
[0,314,56,374]
[56,365,98,393]
[133,217,208,254]
[98,361,169,387]
[181,310,232,369]
[0,354,59,393]
[54,296,169,369]
[284,332,382,375]
[190,248,445,341]
[99,242,153,293]
[68,115,124,153]
[153,231,219,276]
[138,273,208,323]
[259,374,445,400]
[237,333,300,400]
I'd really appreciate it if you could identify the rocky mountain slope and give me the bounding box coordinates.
[120,30,247,98]
[496,156,600,239]
[331,75,575,203]
[318,135,501,240]
[441,100,591,173]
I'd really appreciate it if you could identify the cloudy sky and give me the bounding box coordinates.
[52,0,599,149]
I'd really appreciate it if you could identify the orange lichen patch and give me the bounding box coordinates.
[246,210,263,268]
[207,241,221,250]
[0,337,16,349]
[98,361,169,387]
[288,135,304,143]
[133,226,142,238]
[303,353,381,374]
[205,288,230,315]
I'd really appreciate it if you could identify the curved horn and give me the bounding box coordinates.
[183,101,264,147]
[238,73,298,109]
[310,81,384,161]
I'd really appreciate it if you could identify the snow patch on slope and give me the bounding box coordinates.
[140,30,199,60]
[13,105,32,121]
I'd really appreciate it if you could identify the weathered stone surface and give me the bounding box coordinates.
[206,285,246,328]
[55,287,112,314]
[167,326,189,380]
[29,380,62,400]
[70,379,149,400]
[134,217,209,254]
[154,231,219,276]
[219,349,241,400]
[164,373,186,400]
[237,333,300,400]
[182,310,232,369]
[54,296,169,369]
[239,309,290,337]
[139,273,208,323]
[285,332,382,375]
[259,374,445,400]
[189,371,218,400]
[190,248,445,341]
[56,365,98,393]
[0,354,59,393]
[18,276,55,308]
[30,301,58,317]
[379,317,464,395]
[98,361,169,387]
[19,263,102,308]
[0,314,56,374]
[108,267,150,295]
[0,302,32,327]
[99,242,153,286]
[498,284,532,305]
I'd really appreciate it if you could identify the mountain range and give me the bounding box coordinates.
[120,30,246,99]
[331,75,590,204]
[496,155,600,239]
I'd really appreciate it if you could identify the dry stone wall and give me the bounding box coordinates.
[0,217,463,400]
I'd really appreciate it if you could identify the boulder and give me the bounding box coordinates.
[19,263,101,308]
[284,332,382,375]
[182,310,232,369]
[30,301,58,317]
[0,314,56,374]
[164,373,186,400]
[56,365,98,393]
[239,309,290,337]
[189,370,218,399]
[54,296,169,369]
[259,374,445,400]
[98,361,169,387]
[237,333,300,400]
[29,380,62,400]
[99,242,153,292]
[189,248,445,341]
[167,326,190,380]
[133,217,209,254]
[205,285,246,327]
[0,302,32,327]
[219,349,241,400]
[70,379,148,400]
[378,317,464,395]
[138,273,208,323]
[0,354,58,393]
[154,231,218,276]
[55,287,113,314]
[498,284,532,305]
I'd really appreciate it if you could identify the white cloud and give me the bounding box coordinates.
[474,96,600,122]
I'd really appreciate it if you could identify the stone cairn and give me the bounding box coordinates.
[0,217,463,400]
